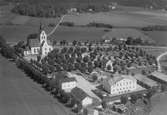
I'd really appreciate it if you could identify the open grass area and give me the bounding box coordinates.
[1,4,167,45]
[144,31,167,46]
[102,28,153,42]
[0,54,74,115]
[49,26,106,42]
[150,92,167,115]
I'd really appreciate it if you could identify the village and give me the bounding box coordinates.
[0,24,165,115]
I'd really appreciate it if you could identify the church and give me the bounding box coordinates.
[24,26,53,59]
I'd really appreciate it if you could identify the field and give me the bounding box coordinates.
[0,54,74,115]
[5,0,167,9]
[150,92,167,115]
[1,4,167,45]
[102,28,153,42]
[144,31,167,46]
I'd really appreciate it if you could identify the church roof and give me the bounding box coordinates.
[28,38,40,47]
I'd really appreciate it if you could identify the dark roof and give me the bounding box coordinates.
[55,72,76,84]
[71,87,89,102]
[28,38,40,47]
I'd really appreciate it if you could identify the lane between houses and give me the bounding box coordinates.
[157,51,167,72]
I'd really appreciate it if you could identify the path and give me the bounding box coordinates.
[47,15,67,37]
[0,55,73,115]
[157,51,167,72]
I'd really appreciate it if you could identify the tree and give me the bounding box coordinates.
[1,46,17,59]
[130,95,137,104]
[126,37,133,45]
[0,36,6,47]
[83,56,89,63]
[107,65,112,71]
[14,41,25,55]
[120,96,128,104]
[53,40,57,46]
[141,70,147,75]
[92,74,98,81]
[72,40,77,46]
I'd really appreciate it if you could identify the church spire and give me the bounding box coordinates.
[39,21,43,33]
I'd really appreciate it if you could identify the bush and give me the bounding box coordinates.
[87,22,113,28]
[141,25,167,31]
[60,22,75,27]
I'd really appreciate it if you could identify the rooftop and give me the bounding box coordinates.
[71,87,89,102]
[133,74,158,87]
[105,75,124,86]
[104,74,136,86]
[28,38,40,47]
[151,71,167,82]
[55,72,76,83]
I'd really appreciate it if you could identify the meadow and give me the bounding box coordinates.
[1,4,167,46]
[0,54,73,115]
[144,31,167,46]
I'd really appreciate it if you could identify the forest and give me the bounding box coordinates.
[5,0,167,17]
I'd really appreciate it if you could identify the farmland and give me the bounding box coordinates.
[144,31,167,46]
[1,7,167,44]
[0,54,73,115]
[150,92,167,115]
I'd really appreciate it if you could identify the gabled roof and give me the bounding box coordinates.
[28,38,40,48]
[103,74,124,86]
[71,87,89,102]
[55,72,76,84]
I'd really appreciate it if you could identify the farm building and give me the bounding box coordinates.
[54,72,77,92]
[148,71,167,84]
[71,87,93,107]
[133,74,158,89]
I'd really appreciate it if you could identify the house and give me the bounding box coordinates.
[71,87,93,107]
[55,72,77,92]
[102,74,137,95]
[133,74,158,89]
[24,27,53,59]
[68,8,77,13]
[83,107,99,115]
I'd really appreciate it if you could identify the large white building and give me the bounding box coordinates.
[102,74,137,95]
[24,30,53,58]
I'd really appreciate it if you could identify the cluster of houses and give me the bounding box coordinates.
[47,72,96,113]
[22,27,167,115]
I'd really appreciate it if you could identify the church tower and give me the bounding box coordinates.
[38,22,47,44]
[40,30,47,44]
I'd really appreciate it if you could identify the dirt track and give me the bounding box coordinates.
[0,55,73,115]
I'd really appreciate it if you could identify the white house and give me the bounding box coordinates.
[55,72,77,92]
[71,87,93,107]
[24,30,53,58]
[102,75,137,95]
